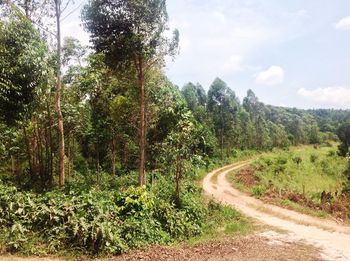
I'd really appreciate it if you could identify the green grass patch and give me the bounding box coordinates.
[253,145,347,198]
[186,200,253,245]
[279,199,328,218]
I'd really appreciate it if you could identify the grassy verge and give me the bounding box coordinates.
[186,200,253,245]
[228,144,349,221]
[279,199,328,218]
[253,145,346,195]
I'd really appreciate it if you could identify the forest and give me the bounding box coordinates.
[1,0,350,258]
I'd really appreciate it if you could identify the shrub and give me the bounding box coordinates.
[320,160,332,175]
[263,158,273,166]
[252,185,266,197]
[292,156,302,165]
[0,182,208,255]
[327,150,336,157]
[276,156,288,165]
[310,154,318,163]
[273,164,286,175]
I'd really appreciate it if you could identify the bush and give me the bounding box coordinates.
[276,156,288,165]
[252,185,266,197]
[310,154,318,163]
[320,160,331,175]
[273,164,286,175]
[0,182,207,255]
[327,150,336,157]
[292,156,302,165]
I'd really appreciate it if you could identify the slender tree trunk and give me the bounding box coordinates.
[55,0,65,187]
[11,155,15,175]
[35,122,44,184]
[23,126,33,177]
[71,137,74,175]
[175,154,181,206]
[67,134,70,177]
[111,135,116,176]
[122,142,128,168]
[47,101,54,187]
[138,59,146,186]
[44,119,50,184]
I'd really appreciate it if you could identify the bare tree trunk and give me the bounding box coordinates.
[11,155,15,175]
[23,126,33,177]
[138,59,146,186]
[71,138,74,175]
[175,154,181,206]
[55,0,65,187]
[35,122,44,184]
[47,101,54,187]
[111,135,116,176]
[67,134,70,177]
[122,142,128,168]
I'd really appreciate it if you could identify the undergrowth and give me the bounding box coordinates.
[0,180,205,256]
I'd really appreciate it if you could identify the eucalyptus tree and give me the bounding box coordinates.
[82,0,179,185]
[182,82,207,111]
[181,82,208,123]
[1,0,76,187]
[337,121,350,156]
[243,89,271,149]
[207,78,239,158]
[53,0,64,186]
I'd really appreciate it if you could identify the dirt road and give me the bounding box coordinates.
[203,161,350,261]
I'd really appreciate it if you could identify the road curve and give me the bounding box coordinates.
[203,161,350,261]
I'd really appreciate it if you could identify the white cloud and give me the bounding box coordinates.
[222,55,244,72]
[296,9,308,17]
[255,66,285,85]
[297,86,350,108]
[213,11,226,24]
[335,17,350,30]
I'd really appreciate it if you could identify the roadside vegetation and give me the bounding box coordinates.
[229,144,350,221]
[0,165,253,257]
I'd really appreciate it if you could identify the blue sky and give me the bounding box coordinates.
[62,0,350,109]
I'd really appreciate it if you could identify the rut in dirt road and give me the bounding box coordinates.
[203,161,350,261]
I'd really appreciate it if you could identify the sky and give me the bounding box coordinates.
[61,0,350,109]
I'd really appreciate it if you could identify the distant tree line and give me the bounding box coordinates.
[0,0,350,195]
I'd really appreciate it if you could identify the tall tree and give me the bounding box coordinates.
[0,11,47,125]
[82,0,179,185]
[208,78,239,158]
[337,121,350,156]
[53,0,65,186]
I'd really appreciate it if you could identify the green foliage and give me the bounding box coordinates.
[208,78,240,157]
[0,180,210,255]
[0,12,48,125]
[252,185,267,197]
[310,154,318,163]
[82,0,179,70]
[337,121,350,156]
[253,146,347,197]
[292,156,302,165]
[197,200,252,239]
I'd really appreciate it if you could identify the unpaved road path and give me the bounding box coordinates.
[203,161,350,261]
